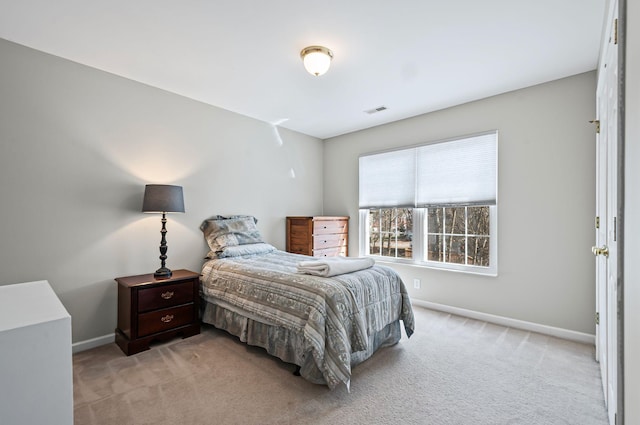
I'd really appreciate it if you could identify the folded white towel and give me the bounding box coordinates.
[297,257,375,277]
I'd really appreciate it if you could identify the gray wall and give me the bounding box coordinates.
[324,72,597,335]
[0,38,324,343]
[625,0,639,421]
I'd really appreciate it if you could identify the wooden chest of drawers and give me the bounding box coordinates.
[286,216,349,257]
[115,269,200,355]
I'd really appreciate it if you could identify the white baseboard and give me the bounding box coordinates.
[72,333,115,354]
[71,302,594,353]
[411,299,595,345]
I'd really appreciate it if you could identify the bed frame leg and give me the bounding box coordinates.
[293,366,301,376]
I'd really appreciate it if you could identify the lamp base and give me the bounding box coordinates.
[154,267,172,279]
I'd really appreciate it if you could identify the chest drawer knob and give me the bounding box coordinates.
[161,314,174,323]
[161,291,174,300]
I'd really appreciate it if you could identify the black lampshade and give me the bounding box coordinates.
[142,185,185,213]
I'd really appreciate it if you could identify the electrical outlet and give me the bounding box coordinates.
[413,278,421,289]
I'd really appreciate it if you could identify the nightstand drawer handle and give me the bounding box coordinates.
[161,291,174,300]
[161,314,174,323]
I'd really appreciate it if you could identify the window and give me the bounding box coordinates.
[368,208,413,258]
[426,206,490,267]
[359,132,497,275]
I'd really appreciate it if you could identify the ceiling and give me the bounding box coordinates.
[0,0,606,139]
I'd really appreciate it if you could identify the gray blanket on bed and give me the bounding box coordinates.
[200,250,414,390]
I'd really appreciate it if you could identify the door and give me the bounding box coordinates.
[594,2,618,424]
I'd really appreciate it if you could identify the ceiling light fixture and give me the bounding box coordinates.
[300,45,333,76]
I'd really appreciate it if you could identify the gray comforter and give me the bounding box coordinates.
[200,250,414,390]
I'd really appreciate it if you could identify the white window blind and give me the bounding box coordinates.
[359,132,497,209]
[416,133,497,206]
[358,148,416,208]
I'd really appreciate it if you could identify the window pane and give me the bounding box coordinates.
[468,236,490,266]
[427,234,443,261]
[445,207,466,235]
[380,230,395,257]
[468,206,490,236]
[370,209,380,226]
[368,210,381,255]
[398,209,413,258]
[427,208,443,233]
[380,209,394,233]
[397,209,413,237]
[444,235,466,264]
[369,237,381,255]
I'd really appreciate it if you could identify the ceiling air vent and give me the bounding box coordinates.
[364,105,388,114]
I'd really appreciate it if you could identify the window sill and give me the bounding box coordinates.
[368,255,498,277]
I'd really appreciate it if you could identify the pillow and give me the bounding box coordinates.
[202,215,258,224]
[200,215,264,257]
[216,243,276,258]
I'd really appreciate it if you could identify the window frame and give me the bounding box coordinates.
[359,205,498,276]
[358,130,498,276]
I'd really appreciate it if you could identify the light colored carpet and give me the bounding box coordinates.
[73,307,608,424]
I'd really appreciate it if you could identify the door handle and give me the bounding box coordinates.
[592,245,609,257]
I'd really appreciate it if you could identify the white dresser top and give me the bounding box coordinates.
[0,280,71,332]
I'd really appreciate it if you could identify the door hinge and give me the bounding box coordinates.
[614,19,618,45]
[596,312,600,325]
[589,119,600,133]
[613,217,617,241]
[595,216,600,229]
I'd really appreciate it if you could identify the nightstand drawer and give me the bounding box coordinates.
[138,281,194,312]
[138,304,194,338]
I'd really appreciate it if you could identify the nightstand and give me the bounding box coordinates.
[115,269,200,355]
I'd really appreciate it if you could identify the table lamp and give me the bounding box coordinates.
[142,184,185,279]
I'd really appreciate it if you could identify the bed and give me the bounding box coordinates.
[199,215,415,390]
